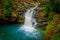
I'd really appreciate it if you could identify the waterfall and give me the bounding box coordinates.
[20,5,38,33]
[17,4,41,40]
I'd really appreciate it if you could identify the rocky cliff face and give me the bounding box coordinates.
[0,0,43,24]
[0,0,48,30]
[0,0,51,30]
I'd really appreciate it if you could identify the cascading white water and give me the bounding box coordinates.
[20,5,38,33]
[18,4,42,40]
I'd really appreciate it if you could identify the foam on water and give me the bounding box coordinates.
[18,4,40,39]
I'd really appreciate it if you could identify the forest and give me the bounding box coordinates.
[0,0,60,40]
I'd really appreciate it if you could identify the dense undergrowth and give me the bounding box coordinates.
[42,0,60,40]
[42,0,60,19]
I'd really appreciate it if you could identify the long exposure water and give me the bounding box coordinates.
[19,5,37,33]
[18,5,40,40]
[0,5,45,40]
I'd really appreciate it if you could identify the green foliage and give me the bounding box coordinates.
[3,0,14,17]
[51,33,60,40]
[42,2,54,19]
[54,2,60,12]
[42,0,60,19]
[3,8,12,16]
[46,21,56,30]
[47,15,53,19]
[46,12,54,19]
[55,25,60,33]
[43,0,60,12]
[43,0,60,11]
[42,1,54,13]
[4,2,10,9]
[16,9,20,13]
[3,9,9,15]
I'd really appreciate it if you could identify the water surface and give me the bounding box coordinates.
[0,24,45,40]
